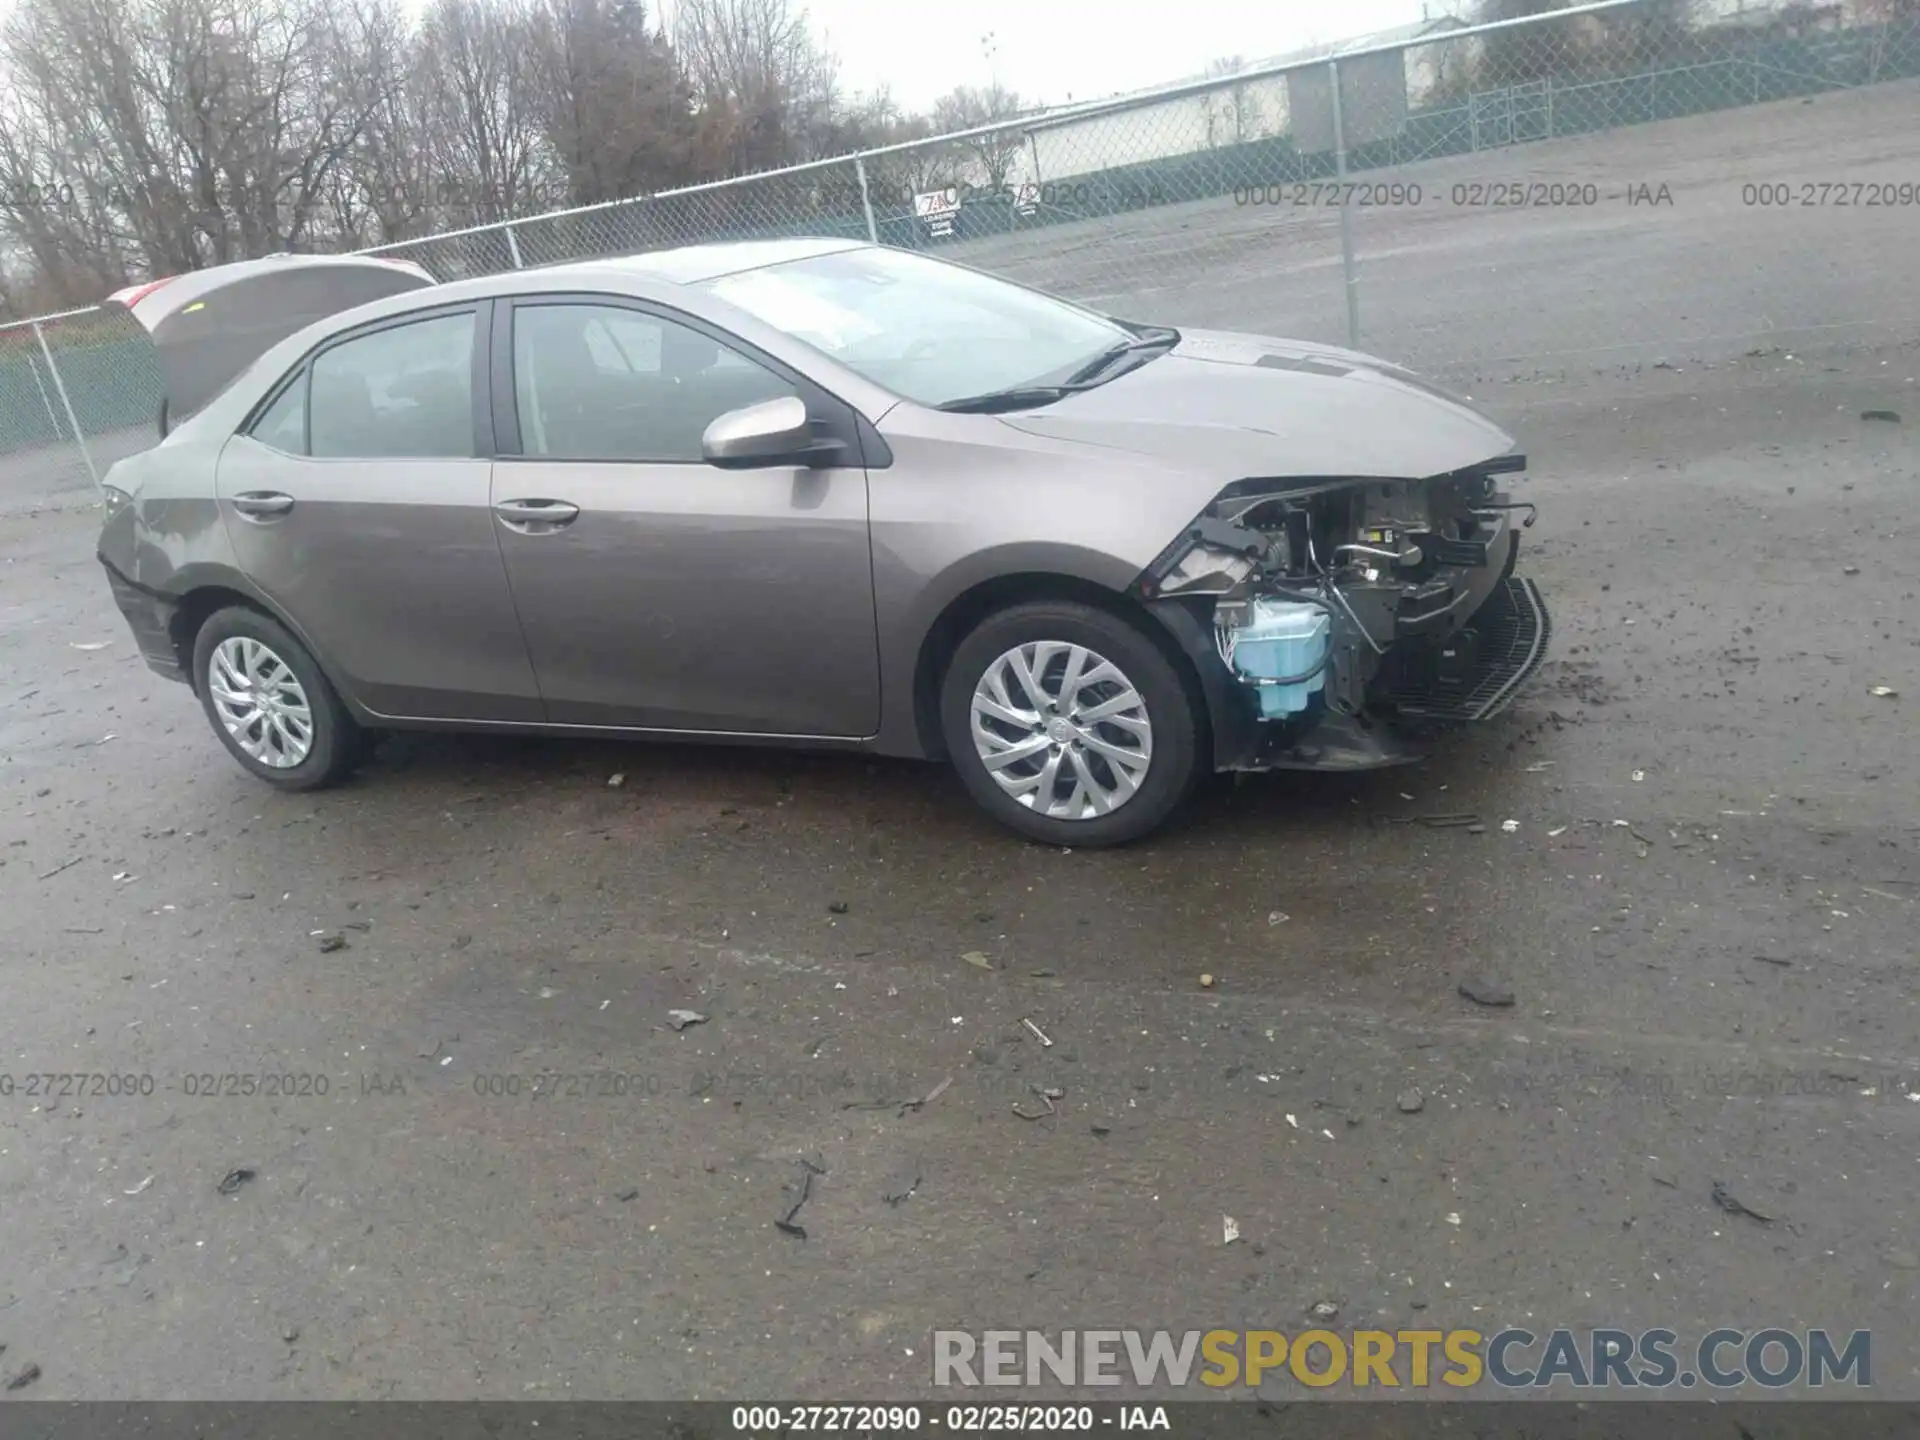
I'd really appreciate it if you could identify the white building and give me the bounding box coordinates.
[1020,17,1470,189]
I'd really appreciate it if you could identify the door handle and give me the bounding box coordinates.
[231,491,294,519]
[494,498,580,533]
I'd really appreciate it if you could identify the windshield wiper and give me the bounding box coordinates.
[1061,326,1180,387]
[935,386,1072,415]
[936,328,1181,414]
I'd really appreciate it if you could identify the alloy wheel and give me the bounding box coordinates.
[969,640,1154,819]
[207,635,314,768]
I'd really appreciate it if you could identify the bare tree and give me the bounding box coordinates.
[415,0,560,231]
[1473,0,1581,86]
[669,0,836,174]
[0,0,394,303]
[841,101,963,212]
[320,0,434,246]
[930,83,1026,192]
[531,0,695,206]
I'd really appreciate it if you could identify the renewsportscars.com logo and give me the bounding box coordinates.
[932,1328,1871,1391]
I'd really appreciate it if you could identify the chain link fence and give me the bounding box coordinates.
[5,0,1919,514]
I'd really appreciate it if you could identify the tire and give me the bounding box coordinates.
[940,600,1202,847]
[192,606,364,791]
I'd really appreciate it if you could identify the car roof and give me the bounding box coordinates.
[425,236,874,305]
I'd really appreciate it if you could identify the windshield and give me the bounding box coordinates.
[696,247,1131,407]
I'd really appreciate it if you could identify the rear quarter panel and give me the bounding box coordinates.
[98,437,248,601]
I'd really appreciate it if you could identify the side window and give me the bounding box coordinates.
[309,312,475,459]
[248,373,308,455]
[512,303,797,463]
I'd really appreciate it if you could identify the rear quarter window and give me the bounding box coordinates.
[247,375,308,455]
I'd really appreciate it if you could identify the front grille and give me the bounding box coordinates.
[1386,577,1551,722]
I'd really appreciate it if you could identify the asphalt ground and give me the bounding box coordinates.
[0,76,1917,1410]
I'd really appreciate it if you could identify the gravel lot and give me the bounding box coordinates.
[0,78,1917,1408]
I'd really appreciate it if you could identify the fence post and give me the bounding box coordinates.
[26,350,61,434]
[854,157,879,244]
[503,223,525,269]
[1328,58,1361,350]
[32,320,99,493]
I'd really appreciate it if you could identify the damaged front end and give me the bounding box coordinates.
[1134,456,1551,772]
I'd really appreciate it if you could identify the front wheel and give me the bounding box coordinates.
[192,606,365,791]
[940,600,1202,847]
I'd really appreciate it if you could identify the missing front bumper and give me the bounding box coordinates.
[1383,576,1552,723]
[1202,577,1551,773]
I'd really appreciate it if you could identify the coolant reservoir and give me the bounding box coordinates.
[1229,600,1331,719]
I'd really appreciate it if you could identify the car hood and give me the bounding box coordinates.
[995,327,1516,479]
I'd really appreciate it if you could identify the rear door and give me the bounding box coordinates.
[487,295,880,736]
[216,301,543,722]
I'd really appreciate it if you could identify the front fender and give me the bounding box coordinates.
[871,539,1148,758]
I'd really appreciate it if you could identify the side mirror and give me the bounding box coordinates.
[702,396,838,469]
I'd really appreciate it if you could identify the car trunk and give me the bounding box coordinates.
[105,254,436,432]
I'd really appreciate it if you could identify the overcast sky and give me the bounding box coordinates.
[668,0,1449,112]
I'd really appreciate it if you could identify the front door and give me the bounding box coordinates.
[487,297,880,736]
[216,304,544,722]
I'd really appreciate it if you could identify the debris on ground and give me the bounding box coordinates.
[883,1162,922,1206]
[1416,813,1481,830]
[123,1174,155,1196]
[1310,1300,1340,1321]
[1458,977,1516,1008]
[1199,973,1215,989]
[1649,1166,1679,1189]
[36,855,85,881]
[1222,1216,1241,1245]
[1869,686,1898,699]
[282,1327,300,1345]
[70,641,112,651]
[1012,1085,1062,1120]
[960,951,994,971]
[1397,1088,1425,1114]
[615,1188,640,1203]
[899,1075,952,1117]
[606,772,626,788]
[1500,819,1520,833]
[1022,1017,1054,1048]
[315,932,347,953]
[1268,911,1290,926]
[5,1363,41,1392]
[1860,410,1901,423]
[1750,954,1794,968]
[776,1160,819,1239]
[216,1167,257,1196]
[1710,1180,1775,1224]
[1090,1124,1111,1138]
[665,1009,708,1031]
[828,900,849,914]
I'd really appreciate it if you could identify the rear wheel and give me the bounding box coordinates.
[940,600,1201,846]
[192,607,364,791]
